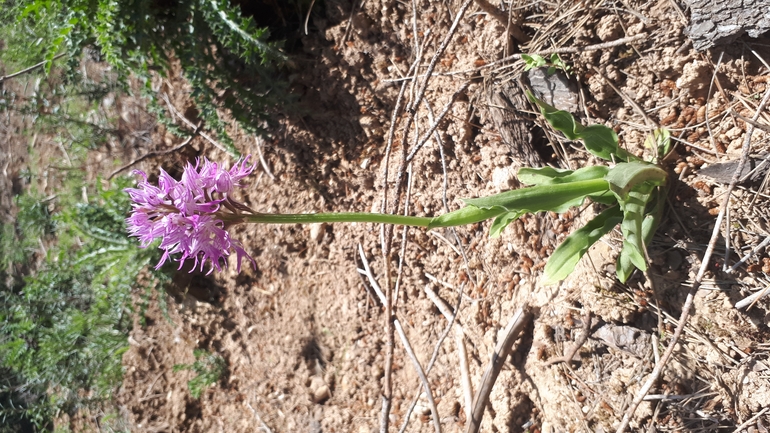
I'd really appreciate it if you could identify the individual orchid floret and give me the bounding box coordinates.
[125,156,257,274]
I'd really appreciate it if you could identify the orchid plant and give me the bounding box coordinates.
[126,95,669,284]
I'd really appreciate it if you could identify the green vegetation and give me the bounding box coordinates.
[0,177,165,430]
[522,53,571,75]
[429,94,669,284]
[0,0,294,429]
[527,93,669,283]
[173,349,227,399]
[409,93,668,283]
[2,0,289,155]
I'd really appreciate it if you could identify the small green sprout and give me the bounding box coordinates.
[522,53,571,75]
[173,349,227,399]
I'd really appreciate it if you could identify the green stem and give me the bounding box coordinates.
[242,212,435,227]
[238,179,610,230]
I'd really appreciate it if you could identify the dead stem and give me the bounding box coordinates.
[394,319,442,433]
[398,281,466,433]
[466,305,532,433]
[380,258,394,433]
[380,4,473,429]
[0,53,66,83]
[159,91,230,154]
[108,121,202,180]
[383,33,649,83]
[387,0,474,229]
[544,310,591,366]
[471,0,528,43]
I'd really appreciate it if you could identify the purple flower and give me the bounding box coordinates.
[126,156,257,274]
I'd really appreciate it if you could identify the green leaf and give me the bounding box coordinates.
[580,124,633,162]
[527,92,631,162]
[427,205,507,229]
[528,92,584,139]
[463,178,608,235]
[542,206,623,285]
[615,182,656,281]
[489,211,525,238]
[616,183,667,282]
[605,161,667,200]
[462,178,609,214]
[517,166,574,185]
[522,54,547,71]
[429,178,610,235]
[606,161,666,282]
[587,190,618,206]
[518,165,609,186]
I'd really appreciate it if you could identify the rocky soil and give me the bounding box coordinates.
[41,0,770,431]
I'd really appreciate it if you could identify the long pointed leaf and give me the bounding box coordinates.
[616,184,667,282]
[616,183,656,281]
[462,178,609,214]
[527,92,630,161]
[429,179,609,234]
[489,211,525,238]
[518,165,609,186]
[542,206,623,285]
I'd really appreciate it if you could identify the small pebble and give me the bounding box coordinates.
[309,223,327,242]
[312,384,330,404]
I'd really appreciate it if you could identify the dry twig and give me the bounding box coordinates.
[159,92,230,154]
[383,33,648,83]
[422,284,473,420]
[466,305,532,433]
[589,65,656,128]
[394,319,442,433]
[398,281,466,433]
[471,0,528,42]
[253,135,275,181]
[734,406,770,432]
[245,400,273,433]
[380,4,473,431]
[734,285,770,310]
[357,244,386,305]
[379,258,395,433]
[107,122,202,179]
[385,0,473,234]
[544,310,591,366]
[0,53,66,83]
[406,81,470,163]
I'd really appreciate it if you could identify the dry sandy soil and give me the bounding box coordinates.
[23,0,770,431]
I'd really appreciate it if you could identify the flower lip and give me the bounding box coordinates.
[125,156,257,274]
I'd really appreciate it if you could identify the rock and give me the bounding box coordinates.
[526,67,579,113]
[592,324,650,358]
[309,223,327,243]
[492,166,516,189]
[312,384,331,404]
[699,155,770,184]
[686,0,770,50]
[596,15,622,41]
[676,60,710,91]
[310,376,331,404]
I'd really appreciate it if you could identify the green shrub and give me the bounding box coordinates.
[0,178,165,430]
[4,0,289,155]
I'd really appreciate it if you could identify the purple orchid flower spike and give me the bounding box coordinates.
[126,156,257,274]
